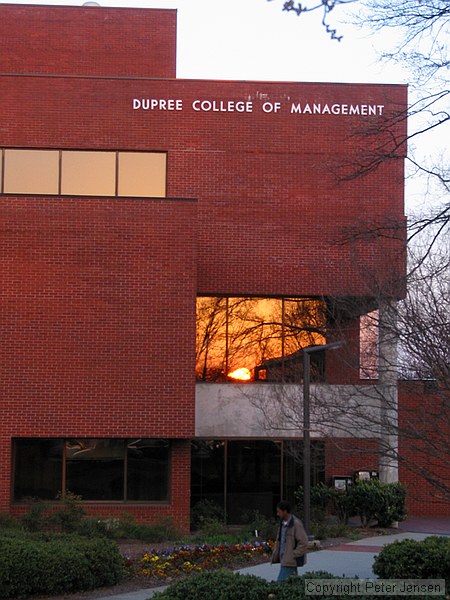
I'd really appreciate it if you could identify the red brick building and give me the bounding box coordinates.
[0,3,448,528]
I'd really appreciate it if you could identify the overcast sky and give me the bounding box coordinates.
[1,0,407,84]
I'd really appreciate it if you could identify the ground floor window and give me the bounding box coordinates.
[191,439,324,523]
[13,438,170,503]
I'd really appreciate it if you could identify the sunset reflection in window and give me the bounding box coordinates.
[196,297,326,382]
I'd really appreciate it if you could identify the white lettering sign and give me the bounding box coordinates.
[290,102,384,115]
[132,98,386,117]
[133,98,183,110]
[192,99,253,112]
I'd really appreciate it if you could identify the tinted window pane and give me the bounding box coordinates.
[280,299,326,382]
[191,440,225,511]
[360,310,379,379]
[196,297,228,381]
[66,439,124,501]
[283,441,326,513]
[228,298,282,382]
[227,440,281,522]
[118,152,166,197]
[61,151,115,196]
[127,439,169,501]
[14,439,63,501]
[4,149,59,194]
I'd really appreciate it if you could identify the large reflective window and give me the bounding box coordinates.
[4,149,59,194]
[196,297,326,382]
[66,439,125,501]
[127,439,169,501]
[13,438,170,503]
[118,152,166,197]
[190,440,325,524]
[13,439,63,501]
[61,151,116,196]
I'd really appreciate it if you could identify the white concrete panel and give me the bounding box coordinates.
[195,383,384,439]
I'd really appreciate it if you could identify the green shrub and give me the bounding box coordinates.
[152,568,448,600]
[295,480,407,529]
[191,499,225,530]
[269,571,341,600]
[76,517,113,538]
[51,491,86,533]
[113,514,179,542]
[373,536,450,586]
[152,570,271,600]
[20,492,87,534]
[295,483,333,523]
[152,570,341,600]
[20,499,50,532]
[240,509,277,541]
[0,513,18,530]
[0,533,124,598]
[373,481,407,527]
[330,487,356,525]
[349,480,407,528]
[348,480,383,528]
[199,517,227,537]
[187,530,248,545]
[312,522,356,540]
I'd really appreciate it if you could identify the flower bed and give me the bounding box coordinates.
[130,541,273,581]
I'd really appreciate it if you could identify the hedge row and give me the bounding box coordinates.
[295,480,407,527]
[152,570,447,600]
[0,533,125,598]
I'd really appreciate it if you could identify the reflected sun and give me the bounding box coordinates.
[228,367,252,381]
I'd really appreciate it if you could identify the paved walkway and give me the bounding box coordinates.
[398,516,450,535]
[93,518,450,600]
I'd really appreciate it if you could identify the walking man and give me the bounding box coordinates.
[271,500,308,581]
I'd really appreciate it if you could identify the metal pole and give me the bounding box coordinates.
[303,350,311,538]
[302,341,344,540]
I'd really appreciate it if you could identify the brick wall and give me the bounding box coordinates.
[398,382,450,516]
[0,5,176,78]
[0,6,410,522]
[0,75,407,298]
[325,438,380,481]
[0,196,197,515]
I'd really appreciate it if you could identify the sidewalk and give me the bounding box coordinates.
[93,522,450,600]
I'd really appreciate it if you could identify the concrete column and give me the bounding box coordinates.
[378,300,399,483]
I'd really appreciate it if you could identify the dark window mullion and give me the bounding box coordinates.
[1,148,4,193]
[115,152,119,197]
[123,439,128,502]
[62,439,67,498]
[58,150,62,195]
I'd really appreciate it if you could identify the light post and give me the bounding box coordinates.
[303,341,345,539]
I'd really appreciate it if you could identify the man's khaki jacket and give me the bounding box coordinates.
[271,515,308,567]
